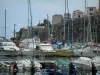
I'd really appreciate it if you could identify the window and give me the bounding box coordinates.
[2,43,7,46]
[89,13,93,15]
[90,8,93,11]
[78,15,80,18]
[0,43,2,46]
[62,32,64,35]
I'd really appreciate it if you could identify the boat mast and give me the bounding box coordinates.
[67,0,70,44]
[38,20,40,38]
[14,24,16,38]
[27,0,30,47]
[5,9,6,38]
[72,18,73,44]
[28,0,33,38]
[29,0,35,60]
[27,0,34,46]
[84,0,86,43]
[63,0,66,41]
[28,0,30,38]
[86,0,93,43]
[47,14,49,41]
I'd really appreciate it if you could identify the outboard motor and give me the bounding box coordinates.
[13,62,19,75]
[30,61,35,75]
[36,46,40,50]
[69,62,77,75]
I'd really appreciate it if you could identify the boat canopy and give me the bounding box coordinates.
[56,59,70,68]
[73,57,92,67]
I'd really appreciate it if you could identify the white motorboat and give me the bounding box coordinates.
[16,59,42,72]
[73,46,95,57]
[32,42,56,60]
[72,57,92,71]
[39,43,54,52]
[92,56,100,70]
[0,41,20,55]
[20,37,40,49]
[72,43,98,57]
[0,59,42,72]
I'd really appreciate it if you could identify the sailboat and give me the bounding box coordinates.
[18,0,41,55]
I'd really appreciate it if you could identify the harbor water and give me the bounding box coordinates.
[0,72,41,75]
[0,56,96,75]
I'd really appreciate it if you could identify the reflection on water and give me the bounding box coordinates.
[0,72,41,75]
[77,71,92,75]
[0,56,40,75]
[0,72,29,75]
[0,71,93,75]
[0,56,95,75]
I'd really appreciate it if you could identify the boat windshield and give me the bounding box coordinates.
[2,43,7,46]
[0,39,9,42]
[7,44,15,46]
[0,42,16,46]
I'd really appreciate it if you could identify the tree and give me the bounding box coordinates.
[33,28,39,36]
[37,19,51,27]
[37,19,52,34]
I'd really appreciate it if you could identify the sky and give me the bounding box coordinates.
[0,0,99,38]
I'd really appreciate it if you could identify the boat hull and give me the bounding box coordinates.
[19,48,34,56]
[20,50,33,56]
[75,64,91,71]
[0,50,20,56]
[74,51,95,57]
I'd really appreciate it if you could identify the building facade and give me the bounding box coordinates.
[72,10,83,19]
[52,14,63,25]
[86,7,96,16]
[16,26,48,41]
[98,0,100,15]
[52,13,71,41]
[52,14,64,41]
